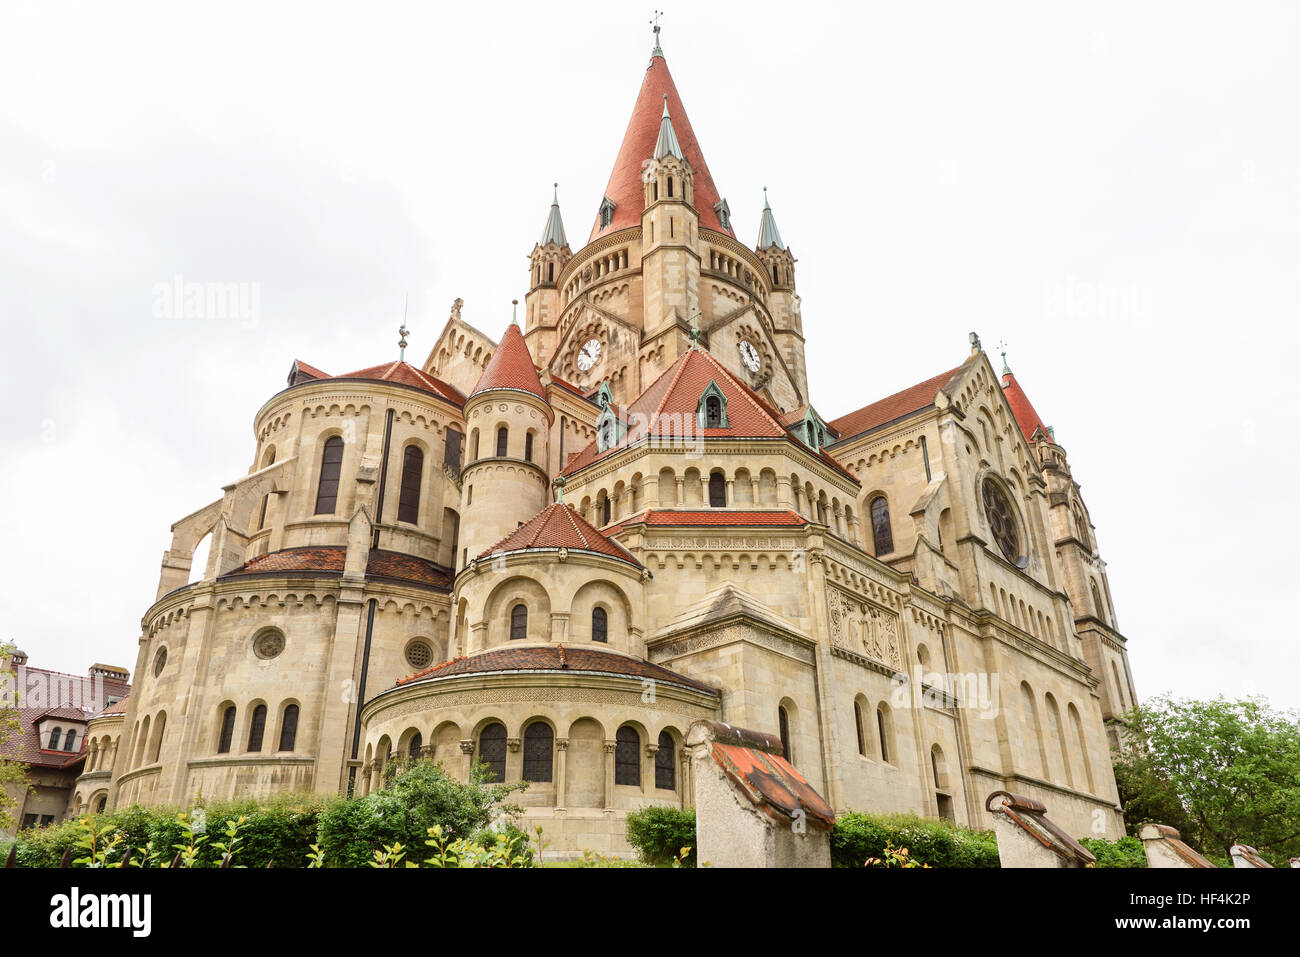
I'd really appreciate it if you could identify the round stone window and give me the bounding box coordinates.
[252,629,286,660]
[405,639,434,670]
[153,646,167,678]
[981,478,1021,563]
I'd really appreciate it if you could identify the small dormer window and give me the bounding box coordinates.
[599,196,616,229]
[713,199,731,231]
[597,407,620,452]
[696,380,729,429]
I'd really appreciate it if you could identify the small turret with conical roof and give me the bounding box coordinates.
[525,184,572,363]
[754,189,806,396]
[458,315,553,569]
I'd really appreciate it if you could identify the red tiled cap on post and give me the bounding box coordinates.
[468,323,547,402]
[589,49,732,243]
[477,502,640,566]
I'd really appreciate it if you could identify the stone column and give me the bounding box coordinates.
[602,741,617,810]
[678,748,692,809]
[725,479,734,505]
[459,740,475,782]
[675,477,684,503]
[750,477,760,503]
[555,738,568,812]
[644,742,657,796]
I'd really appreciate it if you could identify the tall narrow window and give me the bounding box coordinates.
[524,432,534,463]
[778,707,791,762]
[592,607,608,642]
[48,729,62,751]
[278,704,299,752]
[602,496,611,525]
[247,704,267,752]
[655,731,676,790]
[705,395,723,428]
[615,726,640,786]
[478,723,507,782]
[708,472,726,507]
[667,176,674,197]
[547,262,554,282]
[217,706,236,754]
[496,427,508,457]
[314,436,345,514]
[854,701,866,756]
[522,722,553,782]
[408,732,423,760]
[510,604,527,640]
[397,446,423,524]
[877,706,892,764]
[64,730,77,752]
[870,496,893,555]
[444,429,463,471]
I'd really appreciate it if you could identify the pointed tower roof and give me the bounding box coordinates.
[589,45,732,242]
[468,322,548,402]
[539,184,568,247]
[653,95,683,159]
[1001,366,1054,444]
[756,188,785,250]
[478,501,641,566]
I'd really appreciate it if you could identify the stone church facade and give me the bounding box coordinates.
[88,33,1138,857]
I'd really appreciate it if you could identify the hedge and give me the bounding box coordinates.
[625,807,696,867]
[832,812,1000,868]
[1080,836,1148,868]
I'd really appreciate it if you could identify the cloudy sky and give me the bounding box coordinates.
[1,1,1296,709]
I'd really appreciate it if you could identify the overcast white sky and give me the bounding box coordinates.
[1,1,1296,710]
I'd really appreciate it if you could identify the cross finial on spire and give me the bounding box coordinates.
[650,10,664,58]
[553,475,566,504]
[997,340,1010,375]
[687,307,703,349]
[399,295,409,361]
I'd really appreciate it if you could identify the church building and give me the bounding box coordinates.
[85,28,1138,857]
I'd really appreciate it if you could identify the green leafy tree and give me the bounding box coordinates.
[0,642,30,832]
[1112,695,1300,866]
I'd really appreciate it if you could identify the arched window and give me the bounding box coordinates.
[478,723,507,781]
[64,729,77,753]
[653,181,659,201]
[870,496,893,555]
[470,429,480,460]
[148,715,164,762]
[48,728,62,751]
[522,722,553,782]
[408,732,423,760]
[547,262,554,282]
[278,704,299,752]
[705,395,723,428]
[247,704,267,752]
[1091,580,1107,623]
[602,496,611,525]
[592,606,608,643]
[981,478,1021,562]
[524,432,534,463]
[708,471,726,507]
[217,705,237,754]
[397,446,423,524]
[510,604,528,640]
[314,435,345,514]
[496,427,509,457]
[655,731,676,790]
[778,706,791,761]
[615,726,641,786]
[876,705,893,764]
[854,701,866,756]
[773,264,779,284]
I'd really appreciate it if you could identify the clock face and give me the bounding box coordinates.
[577,338,601,372]
[739,340,761,372]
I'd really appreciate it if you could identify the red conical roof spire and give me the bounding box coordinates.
[589,49,731,243]
[1001,367,1053,444]
[469,321,547,402]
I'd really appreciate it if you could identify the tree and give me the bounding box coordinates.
[1,641,32,832]
[1112,695,1300,866]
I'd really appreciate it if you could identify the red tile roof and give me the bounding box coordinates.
[828,365,966,442]
[2,665,129,769]
[221,546,452,591]
[693,721,835,829]
[468,323,547,402]
[478,502,640,566]
[291,359,465,404]
[1001,370,1053,444]
[616,509,809,528]
[589,52,733,243]
[396,645,719,694]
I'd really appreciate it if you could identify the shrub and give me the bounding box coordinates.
[1080,835,1148,868]
[315,759,524,867]
[831,812,999,868]
[625,806,696,867]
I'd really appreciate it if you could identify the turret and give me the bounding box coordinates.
[754,190,807,398]
[457,319,554,569]
[524,186,571,367]
[641,95,701,354]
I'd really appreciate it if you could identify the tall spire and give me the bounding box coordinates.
[540,183,567,247]
[756,187,786,250]
[589,43,731,241]
[653,95,683,160]
[650,10,663,59]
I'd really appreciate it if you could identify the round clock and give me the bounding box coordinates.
[577,338,601,372]
[739,340,761,372]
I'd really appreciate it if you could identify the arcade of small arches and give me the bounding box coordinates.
[209,699,303,758]
[360,715,689,808]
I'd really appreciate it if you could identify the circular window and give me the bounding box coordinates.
[405,639,434,670]
[153,647,167,677]
[252,629,285,660]
[981,478,1021,563]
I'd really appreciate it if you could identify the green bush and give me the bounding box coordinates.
[1080,835,1147,868]
[624,806,696,867]
[831,812,999,868]
[315,759,524,867]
